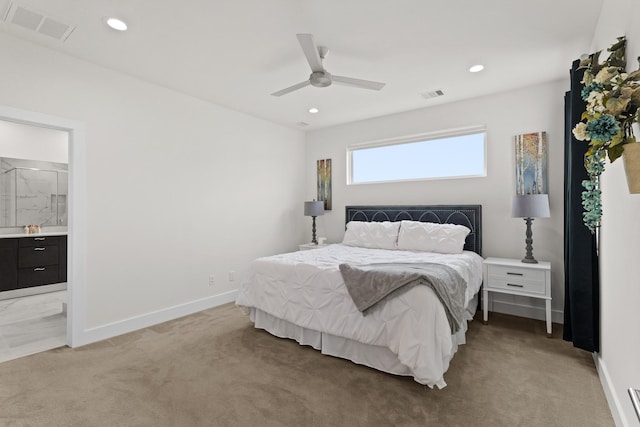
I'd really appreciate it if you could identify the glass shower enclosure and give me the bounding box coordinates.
[1,167,68,227]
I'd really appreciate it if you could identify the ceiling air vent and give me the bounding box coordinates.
[297,122,310,127]
[3,1,75,41]
[420,89,445,100]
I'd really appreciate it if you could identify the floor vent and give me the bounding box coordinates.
[3,1,75,41]
[420,89,445,99]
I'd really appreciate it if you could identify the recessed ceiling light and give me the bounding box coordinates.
[469,64,484,73]
[105,17,127,31]
[308,107,319,114]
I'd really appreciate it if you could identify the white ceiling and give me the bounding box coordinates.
[0,0,604,130]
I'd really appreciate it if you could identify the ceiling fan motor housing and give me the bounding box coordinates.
[310,71,332,87]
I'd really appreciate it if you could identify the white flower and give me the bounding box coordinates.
[587,91,603,104]
[573,122,590,141]
[586,91,606,113]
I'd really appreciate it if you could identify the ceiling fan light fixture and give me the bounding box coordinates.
[469,64,484,73]
[105,17,127,31]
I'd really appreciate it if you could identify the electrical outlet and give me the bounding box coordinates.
[209,275,215,286]
[229,271,235,282]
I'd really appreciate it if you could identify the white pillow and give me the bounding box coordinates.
[397,220,470,254]
[342,221,400,250]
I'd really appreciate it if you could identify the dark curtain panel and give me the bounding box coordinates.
[563,59,600,352]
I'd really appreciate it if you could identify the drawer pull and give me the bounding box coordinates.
[34,247,46,251]
[507,283,524,288]
[34,237,46,241]
[506,272,523,276]
[34,267,46,272]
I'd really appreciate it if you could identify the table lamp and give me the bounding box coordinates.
[304,200,324,244]
[511,194,550,263]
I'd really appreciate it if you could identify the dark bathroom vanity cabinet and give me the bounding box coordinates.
[0,235,67,292]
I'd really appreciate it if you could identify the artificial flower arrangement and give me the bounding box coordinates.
[572,37,640,232]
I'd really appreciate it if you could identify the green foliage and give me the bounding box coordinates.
[607,144,625,162]
[572,37,640,233]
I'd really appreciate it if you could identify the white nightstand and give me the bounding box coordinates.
[482,257,552,337]
[298,243,328,251]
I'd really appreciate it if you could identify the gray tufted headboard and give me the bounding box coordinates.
[345,205,482,255]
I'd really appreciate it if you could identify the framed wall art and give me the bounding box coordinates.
[317,158,332,211]
[515,132,548,195]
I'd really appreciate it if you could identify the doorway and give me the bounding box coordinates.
[0,105,86,350]
[0,120,69,361]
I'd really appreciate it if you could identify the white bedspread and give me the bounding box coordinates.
[235,244,484,387]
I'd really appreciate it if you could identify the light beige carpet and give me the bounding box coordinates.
[0,304,613,426]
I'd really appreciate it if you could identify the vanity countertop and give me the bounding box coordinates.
[0,231,68,239]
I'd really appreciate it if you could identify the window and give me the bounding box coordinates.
[347,126,486,185]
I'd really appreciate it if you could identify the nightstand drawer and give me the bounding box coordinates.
[488,265,546,282]
[486,276,546,295]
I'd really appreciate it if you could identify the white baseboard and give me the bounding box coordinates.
[74,289,238,347]
[593,353,629,427]
[491,300,564,324]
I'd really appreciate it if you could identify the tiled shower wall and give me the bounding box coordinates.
[0,157,68,227]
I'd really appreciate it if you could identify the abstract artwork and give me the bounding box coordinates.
[317,159,332,211]
[515,132,548,195]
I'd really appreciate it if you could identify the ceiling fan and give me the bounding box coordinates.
[271,33,386,97]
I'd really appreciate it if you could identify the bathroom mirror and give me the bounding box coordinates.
[0,157,68,228]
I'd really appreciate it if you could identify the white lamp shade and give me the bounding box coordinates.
[511,194,550,218]
[304,201,324,217]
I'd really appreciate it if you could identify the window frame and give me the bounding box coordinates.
[346,125,487,185]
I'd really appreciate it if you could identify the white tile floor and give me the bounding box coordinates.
[0,290,67,363]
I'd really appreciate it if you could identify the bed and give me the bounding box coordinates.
[235,205,483,388]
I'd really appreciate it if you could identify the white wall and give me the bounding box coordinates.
[590,1,640,425]
[306,80,566,322]
[0,120,68,163]
[0,33,306,333]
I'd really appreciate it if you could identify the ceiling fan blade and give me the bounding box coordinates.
[296,33,324,72]
[332,75,386,91]
[271,80,311,97]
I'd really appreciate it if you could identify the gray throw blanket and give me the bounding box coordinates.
[338,263,467,333]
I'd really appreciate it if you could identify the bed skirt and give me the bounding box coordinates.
[247,295,478,388]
